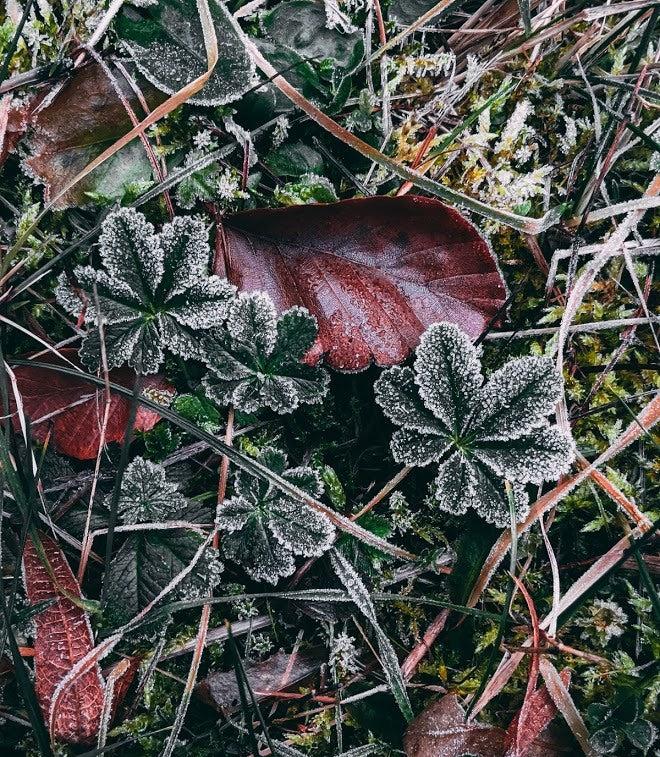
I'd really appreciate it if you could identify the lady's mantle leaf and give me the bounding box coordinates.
[57,208,235,374]
[217,196,507,371]
[22,533,105,744]
[104,458,222,626]
[11,349,173,460]
[217,447,334,583]
[203,291,330,414]
[116,0,255,107]
[24,62,163,208]
[375,323,575,527]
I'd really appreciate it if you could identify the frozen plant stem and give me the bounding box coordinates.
[100,373,143,608]
[468,481,518,718]
[352,466,412,520]
[161,407,235,757]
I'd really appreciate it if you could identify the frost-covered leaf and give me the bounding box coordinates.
[104,459,222,625]
[218,196,507,371]
[217,447,334,583]
[10,349,173,460]
[376,322,574,526]
[413,323,482,433]
[57,208,235,374]
[105,529,223,626]
[112,457,188,525]
[203,292,329,414]
[116,0,255,107]
[470,356,564,440]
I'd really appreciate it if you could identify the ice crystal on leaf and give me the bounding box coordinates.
[375,323,575,527]
[217,447,335,584]
[104,456,223,625]
[203,292,330,414]
[56,208,235,374]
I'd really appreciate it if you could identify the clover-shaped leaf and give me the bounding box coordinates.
[104,457,223,625]
[203,291,330,414]
[56,208,235,374]
[375,323,575,527]
[217,447,335,583]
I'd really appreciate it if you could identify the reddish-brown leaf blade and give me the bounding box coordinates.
[22,533,105,744]
[220,196,506,371]
[11,349,173,460]
[506,669,572,757]
[24,62,163,208]
[404,694,509,757]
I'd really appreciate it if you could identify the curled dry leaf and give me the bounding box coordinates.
[11,349,173,460]
[218,196,507,371]
[197,646,326,712]
[404,691,572,757]
[24,61,164,208]
[22,533,105,744]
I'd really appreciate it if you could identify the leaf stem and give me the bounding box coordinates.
[100,372,143,609]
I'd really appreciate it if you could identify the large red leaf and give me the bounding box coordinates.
[218,196,506,371]
[11,349,173,460]
[22,533,105,744]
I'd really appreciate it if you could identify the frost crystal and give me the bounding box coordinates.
[217,447,335,584]
[203,291,330,414]
[57,208,235,373]
[375,323,575,527]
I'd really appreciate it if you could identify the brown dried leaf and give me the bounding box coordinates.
[219,196,507,371]
[24,62,163,208]
[22,533,105,744]
[196,646,326,712]
[11,349,173,460]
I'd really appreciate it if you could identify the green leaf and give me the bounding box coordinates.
[56,209,235,374]
[448,519,499,606]
[116,0,255,107]
[623,719,656,753]
[263,0,363,71]
[266,141,325,178]
[105,529,222,626]
[112,456,187,524]
[217,448,334,583]
[203,292,329,414]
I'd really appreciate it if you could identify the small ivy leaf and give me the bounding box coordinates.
[469,356,564,440]
[203,292,330,414]
[57,208,235,374]
[217,447,334,583]
[116,0,255,107]
[376,322,574,526]
[622,719,656,753]
[112,457,188,525]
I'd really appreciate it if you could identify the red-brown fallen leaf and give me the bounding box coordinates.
[24,61,163,208]
[404,692,571,757]
[0,94,39,167]
[506,669,572,757]
[218,196,507,371]
[11,349,173,460]
[22,532,105,744]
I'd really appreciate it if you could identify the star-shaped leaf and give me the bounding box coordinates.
[375,323,575,527]
[203,291,330,414]
[57,208,235,374]
[217,447,335,583]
